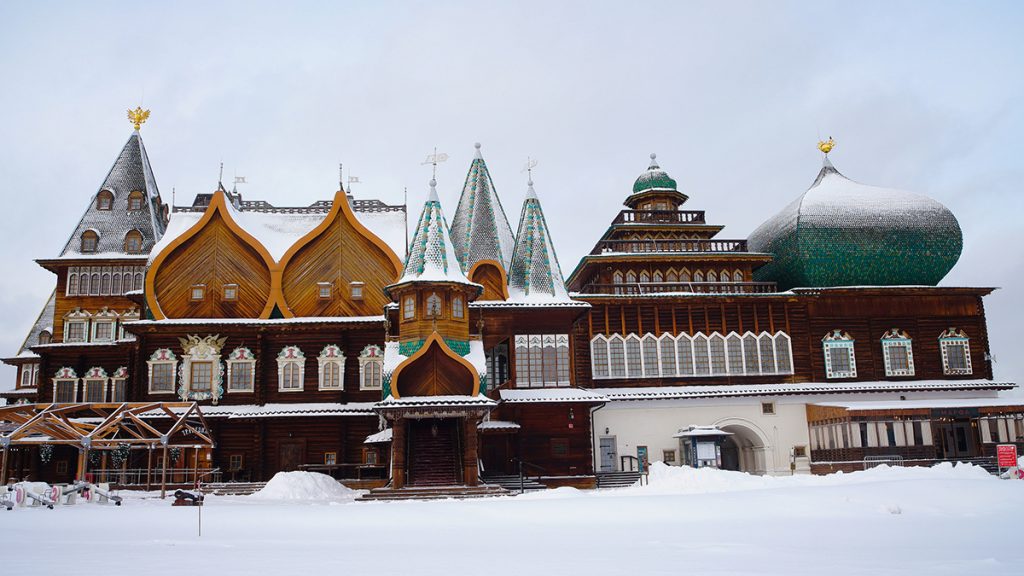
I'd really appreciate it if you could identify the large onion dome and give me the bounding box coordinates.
[632,153,678,194]
[748,156,963,290]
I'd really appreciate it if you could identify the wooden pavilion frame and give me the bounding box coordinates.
[0,402,213,497]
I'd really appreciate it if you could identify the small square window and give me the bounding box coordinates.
[350,282,364,300]
[663,449,676,463]
[94,321,113,342]
[761,402,776,415]
[318,282,333,299]
[190,285,206,301]
[56,461,69,474]
[324,452,337,465]
[66,321,86,343]
[793,446,807,458]
[223,284,238,301]
[229,454,244,471]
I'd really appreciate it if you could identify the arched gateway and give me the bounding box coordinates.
[715,418,772,476]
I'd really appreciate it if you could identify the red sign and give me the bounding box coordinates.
[997,444,1018,468]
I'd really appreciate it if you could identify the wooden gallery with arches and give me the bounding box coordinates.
[3,118,1021,495]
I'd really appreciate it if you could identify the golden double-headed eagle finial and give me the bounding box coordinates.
[817,136,835,155]
[127,106,151,131]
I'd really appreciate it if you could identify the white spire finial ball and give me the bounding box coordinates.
[475,142,481,149]
[650,153,657,160]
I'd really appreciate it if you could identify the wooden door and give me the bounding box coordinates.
[278,441,305,472]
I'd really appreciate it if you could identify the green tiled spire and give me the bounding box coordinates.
[451,143,516,273]
[507,178,571,301]
[631,153,678,194]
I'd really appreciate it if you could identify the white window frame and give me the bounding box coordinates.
[109,367,129,402]
[939,328,973,375]
[426,292,443,318]
[225,347,256,393]
[52,367,78,403]
[515,334,571,388]
[20,363,38,388]
[177,335,227,402]
[822,330,857,379]
[277,346,306,392]
[349,282,364,300]
[359,345,384,390]
[317,345,345,391]
[83,374,108,404]
[318,282,333,299]
[881,328,915,377]
[63,307,91,343]
[403,296,415,319]
[147,349,178,395]
[452,295,464,319]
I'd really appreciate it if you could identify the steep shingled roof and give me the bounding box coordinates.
[507,179,572,302]
[59,131,166,258]
[450,144,516,272]
[10,289,56,360]
[397,179,474,285]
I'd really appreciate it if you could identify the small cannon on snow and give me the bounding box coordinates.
[173,489,204,506]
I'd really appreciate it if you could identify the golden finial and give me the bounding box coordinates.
[127,106,151,131]
[817,136,834,155]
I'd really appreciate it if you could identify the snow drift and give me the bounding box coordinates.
[251,471,358,501]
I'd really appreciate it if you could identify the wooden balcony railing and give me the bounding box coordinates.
[578,281,778,295]
[613,210,706,225]
[592,238,749,255]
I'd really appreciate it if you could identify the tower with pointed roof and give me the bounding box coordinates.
[450,143,516,300]
[507,177,572,302]
[5,110,167,402]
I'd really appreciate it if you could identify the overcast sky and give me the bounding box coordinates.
[0,1,1021,390]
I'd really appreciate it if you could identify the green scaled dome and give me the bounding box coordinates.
[632,153,678,194]
[748,157,963,290]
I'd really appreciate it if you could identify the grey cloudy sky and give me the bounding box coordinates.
[1,1,1021,389]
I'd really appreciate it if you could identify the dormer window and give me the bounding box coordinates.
[190,284,206,301]
[318,282,333,300]
[96,191,113,210]
[350,282,364,300]
[124,230,143,254]
[81,230,99,253]
[128,190,144,211]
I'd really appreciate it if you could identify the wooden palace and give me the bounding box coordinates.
[2,116,1020,493]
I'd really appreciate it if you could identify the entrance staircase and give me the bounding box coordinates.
[358,484,507,501]
[481,474,547,492]
[407,421,460,487]
[596,471,642,488]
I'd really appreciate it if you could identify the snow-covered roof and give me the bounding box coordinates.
[450,144,517,272]
[506,180,574,303]
[142,402,376,419]
[364,428,393,444]
[595,380,1015,401]
[812,398,1024,411]
[59,131,166,258]
[499,388,609,403]
[470,300,591,309]
[478,420,521,431]
[0,387,38,397]
[11,289,55,359]
[673,425,732,438]
[375,395,497,408]
[396,179,476,286]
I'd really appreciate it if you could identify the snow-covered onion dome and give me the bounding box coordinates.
[748,153,963,290]
[632,153,678,194]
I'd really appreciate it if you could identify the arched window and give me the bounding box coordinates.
[707,270,718,283]
[146,349,177,394]
[590,336,609,379]
[81,230,99,253]
[625,335,642,378]
[822,330,856,379]
[124,230,144,254]
[726,333,743,374]
[112,273,122,295]
[452,295,464,319]
[625,271,637,284]
[612,271,623,284]
[96,190,114,211]
[639,271,650,284]
[90,273,100,295]
[134,273,143,291]
[225,347,256,392]
[742,333,760,374]
[128,190,144,211]
[38,331,52,345]
[277,346,306,391]
[68,272,79,296]
[403,296,415,319]
[608,336,626,378]
[426,293,442,318]
[692,334,710,375]
[676,334,694,375]
[939,328,972,375]
[653,270,664,283]
[100,273,111,295]
[694,270,704,283]
[774,333,793,374]
[709,334,727,375]
[758,332,776,374]
[359,345,384,390]
[659,334,676,376]
[733,270,744,283]
[666,269,678,283]
[317,345,345,390]
[78,274,90,296]
[641,334,659,377]
[680,268,691,283]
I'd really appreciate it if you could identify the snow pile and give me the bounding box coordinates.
[632,461,993,495]
[251,471,357,501]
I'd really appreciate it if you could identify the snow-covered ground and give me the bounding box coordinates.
[5,465,1023,576]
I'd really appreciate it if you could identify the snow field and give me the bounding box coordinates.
[3,464,1022,576]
